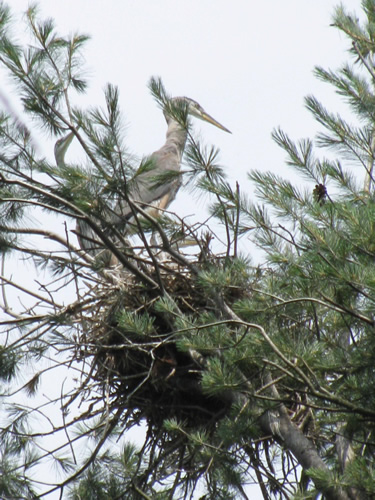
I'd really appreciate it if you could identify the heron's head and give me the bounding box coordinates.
[166,96,231,133]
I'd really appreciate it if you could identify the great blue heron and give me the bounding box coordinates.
[55,96,230,261]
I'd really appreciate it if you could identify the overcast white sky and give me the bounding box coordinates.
[0,1,364,498]
[3,1,363,210]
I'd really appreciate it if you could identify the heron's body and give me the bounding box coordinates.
[114,111,188,221]
[54,95,230,262]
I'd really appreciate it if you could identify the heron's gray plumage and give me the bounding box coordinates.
[114,112,188,221]
[54,96,230,262]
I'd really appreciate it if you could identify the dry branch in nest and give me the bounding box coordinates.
[77,253,235,440]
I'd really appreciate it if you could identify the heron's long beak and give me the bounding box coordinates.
[200,111,231,134]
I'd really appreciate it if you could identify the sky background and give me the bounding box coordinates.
[0,0,364,498]
[3,0,364,226]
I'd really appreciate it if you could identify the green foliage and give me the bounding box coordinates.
[197,256,250,293]
[117,309,156,338]
[68,462,129,500]
[201,357,242,395]
[0,4,89,132]
[3,1,375,499]
[0,346,19,381]
[0,452,36,499]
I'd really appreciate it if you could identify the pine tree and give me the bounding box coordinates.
[1,1,375,499]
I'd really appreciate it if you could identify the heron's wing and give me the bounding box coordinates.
[115,145,183,220]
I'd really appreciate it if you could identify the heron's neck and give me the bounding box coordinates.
[165,118,188,161]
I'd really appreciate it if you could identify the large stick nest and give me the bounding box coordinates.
[81,255,237,434]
